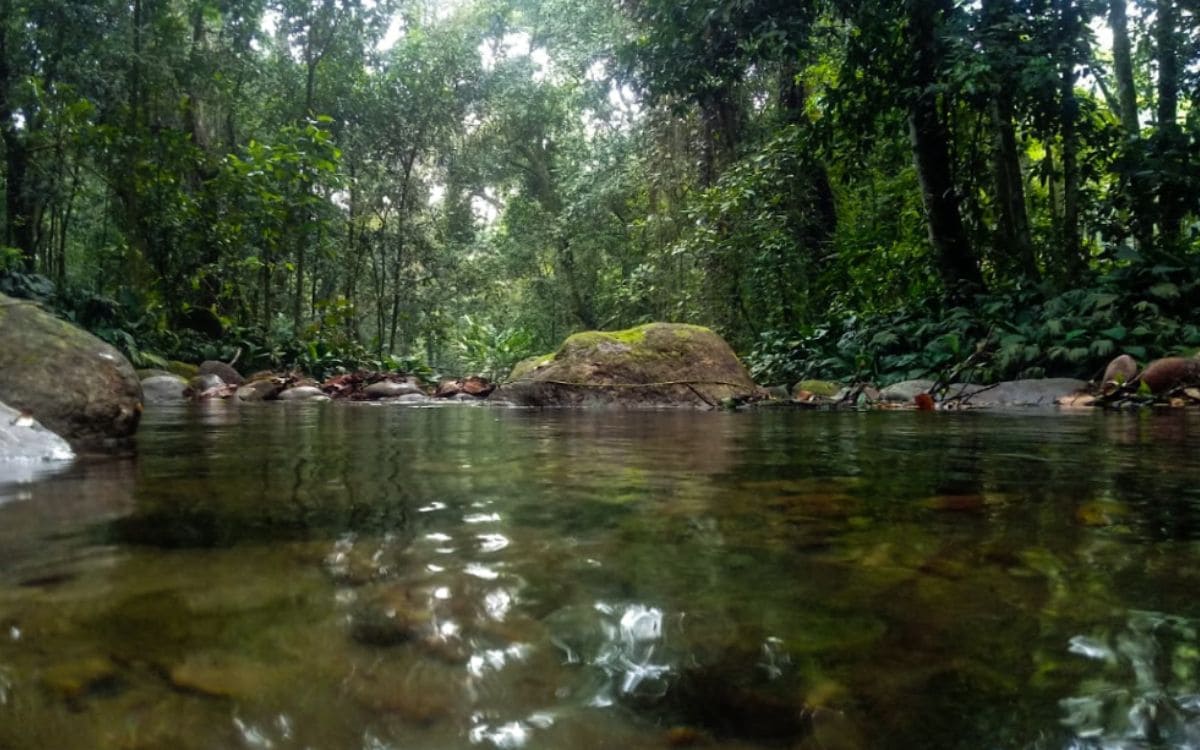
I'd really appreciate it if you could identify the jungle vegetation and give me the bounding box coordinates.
[2,0,1199,384]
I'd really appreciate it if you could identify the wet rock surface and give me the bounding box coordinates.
[363,380,424,399]
[0,293,142,449]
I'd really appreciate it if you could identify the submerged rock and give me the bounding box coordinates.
[141,374,189,404]
[494,323,762,408]
[276,385,326,401]
[0,293,141,449]
[168,653,275,699]
[42,655,120,700]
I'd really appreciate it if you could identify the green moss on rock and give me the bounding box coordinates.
[793,380,842,399]
[496,322,762,408]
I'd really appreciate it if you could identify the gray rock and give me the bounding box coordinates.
[949,378,1088,407]
[879,379,936,403]
[363,380,424,399]
[0,400,74,486]
[141,374,189,404]
[237,379,285,402]
[396,392,431,404]
[189,373,226,392]
[198,360,243,385]
[276,386,326,401]
[0,293,141,449]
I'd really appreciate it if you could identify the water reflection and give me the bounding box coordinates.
[1,408,1200,748]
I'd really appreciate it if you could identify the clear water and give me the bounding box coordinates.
[2,403,1200,750]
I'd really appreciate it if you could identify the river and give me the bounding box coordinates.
[2,403,1200,749]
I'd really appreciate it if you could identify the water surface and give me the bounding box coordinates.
[2,403,1200,749]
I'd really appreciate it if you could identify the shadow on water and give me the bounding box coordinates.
[1,404,1200,749]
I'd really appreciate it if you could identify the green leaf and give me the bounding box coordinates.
[1149,282,1180,299]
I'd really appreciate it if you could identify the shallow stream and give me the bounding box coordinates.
[3,404,1200,749]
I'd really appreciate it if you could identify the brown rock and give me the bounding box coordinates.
[1134,357,1200,394]
[1101,354,1139,390]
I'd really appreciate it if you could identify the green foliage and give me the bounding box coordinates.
[747,256,1200,386]
[453,316,537,381]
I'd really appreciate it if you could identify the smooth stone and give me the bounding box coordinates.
[168,654,274,699]
[0,400,74,486]
[363,380,423,399]
[397,392,431,403]
[879,380,935,403]
[949,378,1088,407]
[141,374,189,404]
[1135,357,1200,394]
[276,385,326,401]
[1101,354,1138,389]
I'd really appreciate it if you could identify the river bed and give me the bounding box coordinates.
[2,403,1200,749]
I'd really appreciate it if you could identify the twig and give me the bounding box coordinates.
[928,330,995,398]
[941,381,1001,407]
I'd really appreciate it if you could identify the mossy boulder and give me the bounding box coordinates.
[0,293,141,449]
[493,322,762,407]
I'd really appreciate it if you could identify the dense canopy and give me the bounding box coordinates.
[2,0,1198,383]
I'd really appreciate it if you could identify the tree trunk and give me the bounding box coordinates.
[1154,0,1184,246]
[905,0,983,295]
[1058,0,1084,275]
[980,0,1036,278]
[778,64,837,240]
[1110,0,1139,135]
[0,7,36,270]
[991,94,1036,277]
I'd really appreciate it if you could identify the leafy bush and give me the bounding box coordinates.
[746,256,1200,386]
[453,316,537,381]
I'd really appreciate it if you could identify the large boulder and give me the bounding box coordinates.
[493,323,762,408]
[0,294,141,449]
